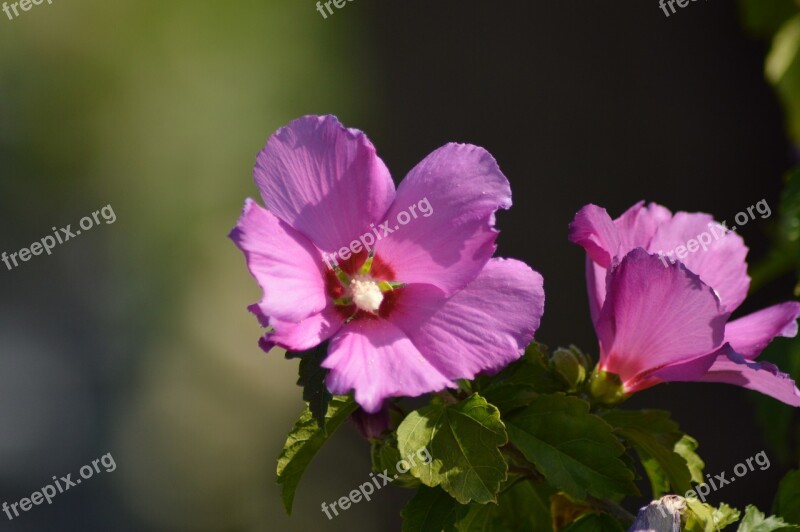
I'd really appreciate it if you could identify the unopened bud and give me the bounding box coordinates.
[552,348,587,390]
[588,367,627,406]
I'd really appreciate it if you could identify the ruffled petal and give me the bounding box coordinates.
[229,199,328,322]
[648,212,749,312]
[258,305,346,352]
[724,302,800,359]
[568,204,620,268]
[254,115,396,253]
[615,201,672,252]
[391,258,544,380]
[373,143,511,295]
[571,202,673,322]
[699,349,800,407]
[323,319,454,413]
[596,249,728,387]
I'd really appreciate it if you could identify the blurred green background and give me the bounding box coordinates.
[0,1,390,530]
[1,0,800,530]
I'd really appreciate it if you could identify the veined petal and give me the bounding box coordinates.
[262,305,346,352]
[571,202,672,321]
[229,199,328,322]
[254,115,396,253]
[392,259,544,380]
[724,302,800,359]
[586,258,607,327]
[568,204,621,268]
[648,212,749,312]
[615,201,672,252]
[596,249,728,386]
[374,143,511,295]
[323,319,454,413]
[633,343,734,392]
[699,349,800,407]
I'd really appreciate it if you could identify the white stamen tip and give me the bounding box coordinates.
[350,276,384,313]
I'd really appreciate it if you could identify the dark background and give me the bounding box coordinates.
[0,0,795,529]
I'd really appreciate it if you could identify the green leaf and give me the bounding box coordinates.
[371,432,421,488]
[774,470,800,524]
[737,505,800,532]
[767,15,800,85]
[551,346,591,391]
[286,341,332,428]
[675,435,706,484]
[506,394,638,501]
[684,499,740,532]
[454,479,554,532]
[396,393,508,504]
[276,396,358,514]
[454,503,496,532]
[562,513,625,532]
[602,409,695,497]
[479,343,565,414]
[400,486,463,532]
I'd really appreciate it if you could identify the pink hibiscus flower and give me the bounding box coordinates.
[569,201,800,407]
[230,115,544,412]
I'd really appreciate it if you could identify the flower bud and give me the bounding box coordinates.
[588,367,627,405]
[551,348,587,390]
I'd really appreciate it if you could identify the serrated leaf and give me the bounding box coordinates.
[685,499,741,532]
[371,433,420,488]
[774,470,800,525]
[479,343,565,414]
[675,435,705,484]
[506,394,638,501]
[737,505,800,532]
[286,342,331,428]
[276,396,357,514]
[602,409,696,497]
[562,513,625,532]
[455,479,554,532]
[397,393,508,504]
[454,503,496,532]
[401,486,463,532]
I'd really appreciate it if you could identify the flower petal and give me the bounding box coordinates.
[724,302,800,359]
[636,343,734,392]
[374,143,511,295]
[648,212,749,312]
[350,407,390,440]
[323,319,454,413]
[263,306,346,352]
[615,201,672,252]
[571,202,672,323]
[699,349,800,407]
[254,115,396,253]
[229,199,328,322]
[569,204,621,268]
[392,259,544,380]
[596,249,728,387]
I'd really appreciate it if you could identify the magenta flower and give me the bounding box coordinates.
[569,201,800,406]
[230,115,544,412]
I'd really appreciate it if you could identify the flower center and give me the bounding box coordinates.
[349,275,384,313]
